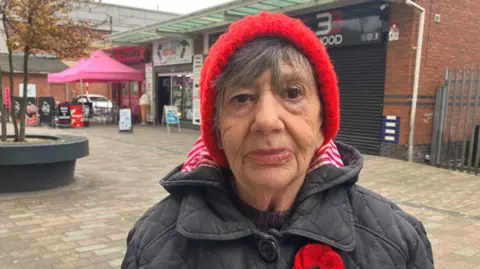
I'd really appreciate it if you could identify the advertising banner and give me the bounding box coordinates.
[25,97,38,126]
[152,39,193,66]
[12,97,37,125]
[38,97,55,126]
[70,104,84,128]
[57,103,71,126]
[119,107,133,132]
[4,88,10,109]
[298,5,387,48]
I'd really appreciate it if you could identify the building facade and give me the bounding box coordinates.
[0,2,178,104]
[107,0,480,162]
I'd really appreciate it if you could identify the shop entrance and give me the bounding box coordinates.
[328,42,387,155]
[157,76,171,124]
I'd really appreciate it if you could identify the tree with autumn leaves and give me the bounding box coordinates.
[0,0,101,141]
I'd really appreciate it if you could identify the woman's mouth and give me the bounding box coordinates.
[247,148,293,165]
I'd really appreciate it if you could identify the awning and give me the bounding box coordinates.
[48,50,144,83]
[107,0,361,44]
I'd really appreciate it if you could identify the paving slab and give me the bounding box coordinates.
[0,125,479,269]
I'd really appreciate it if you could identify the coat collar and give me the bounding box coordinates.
[160,142,363,252]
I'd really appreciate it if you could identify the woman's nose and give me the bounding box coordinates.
[250,92,285,135]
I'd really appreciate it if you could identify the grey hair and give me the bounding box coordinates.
[213,36,317,138]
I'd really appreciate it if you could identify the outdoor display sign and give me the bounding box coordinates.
[152,38,193,66]
[114,46,146,63]
[298,4,387,48]
[25,98,38,126]
[4,88,10,109]
[81,102,93,125]
[192,54,203,126]
[18,83,36,98]
[57,103,71,127]
[38,97,55,126]
[119,107,133,133]
[13,97,38,126]
[70,104,84,128]
[164,105,181,133]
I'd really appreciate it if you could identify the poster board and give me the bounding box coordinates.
[152,39,193,66]
[119,107,133,133]
[38,97,55,126]
[25,98,38,126]
[70,104,84,128]
[164,105,180,133]
[192,54,202,125]
[18,83,36,98]
[57,103,71,127]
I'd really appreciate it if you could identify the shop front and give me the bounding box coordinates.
[152,38,194,125]
[295,3,390,155]
[107,46,147,121]
[201,4,390,154]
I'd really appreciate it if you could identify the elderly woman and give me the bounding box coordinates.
[121,12,434,269]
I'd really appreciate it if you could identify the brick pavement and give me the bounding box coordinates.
[0,125,479,269]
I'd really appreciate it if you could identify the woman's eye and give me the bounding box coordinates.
[285,87,301,100]
[232,94,251,103]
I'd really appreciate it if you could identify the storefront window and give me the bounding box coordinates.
[122,83,128,96]
[167,74,193,121]
[130,82,139,97]
[183,76,193,121]
[171,76,184,119]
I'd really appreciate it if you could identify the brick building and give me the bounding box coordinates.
[107,0,480,162]
[0,2,177,104]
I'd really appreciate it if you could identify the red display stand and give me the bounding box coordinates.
[70,104,84,128]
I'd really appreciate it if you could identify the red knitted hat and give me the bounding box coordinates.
[200,11,340,168]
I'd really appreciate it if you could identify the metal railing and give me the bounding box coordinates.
[430,67,480,174]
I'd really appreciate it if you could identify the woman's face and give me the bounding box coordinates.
[218,61,324,192]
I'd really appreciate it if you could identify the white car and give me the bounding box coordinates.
[75,94,113,114]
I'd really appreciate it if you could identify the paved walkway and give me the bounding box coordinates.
[1,125,480,269]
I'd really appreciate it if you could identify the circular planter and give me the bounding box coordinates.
[0,135,89,193]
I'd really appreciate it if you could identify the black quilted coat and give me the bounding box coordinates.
[121,142,435,269]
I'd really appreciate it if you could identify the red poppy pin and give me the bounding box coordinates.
[293,244,344,269]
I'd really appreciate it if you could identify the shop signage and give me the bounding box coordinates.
[192,54,202,125]
[152,39,193,66]
[114,47,146,63]
[298,6,386,48]
[70,104,84,128]
[38,97,54,126]
[119,107,133,133]
[19,83,36,98]
[4,88,10,109]
[164,105,181,133]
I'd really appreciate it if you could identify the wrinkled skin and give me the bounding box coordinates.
[218,62,324,211]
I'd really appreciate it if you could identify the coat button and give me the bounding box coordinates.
[257,239,278,263]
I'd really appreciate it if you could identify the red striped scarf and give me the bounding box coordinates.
[182,137,344,172]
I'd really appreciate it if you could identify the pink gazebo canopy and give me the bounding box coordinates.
[48,50,144,83]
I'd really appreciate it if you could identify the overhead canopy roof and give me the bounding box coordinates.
[107,0,375,44]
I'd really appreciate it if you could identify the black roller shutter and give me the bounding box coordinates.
[328,42,387,155]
